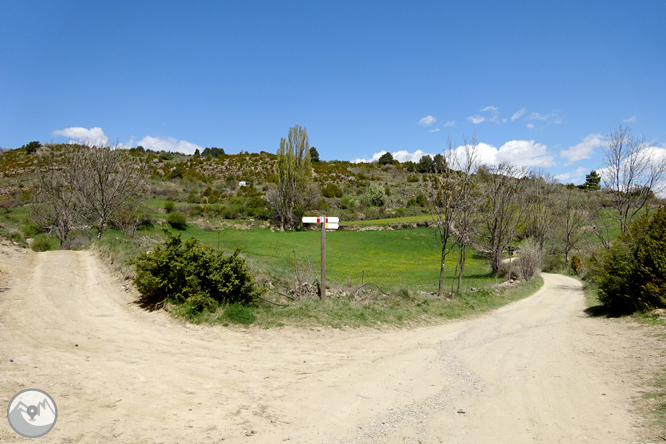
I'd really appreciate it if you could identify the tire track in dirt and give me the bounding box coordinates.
[0,247,660,443]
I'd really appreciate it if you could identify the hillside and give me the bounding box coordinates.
[0,145,432,223]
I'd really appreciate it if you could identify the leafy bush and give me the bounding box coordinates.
[378,152,394,165]
[111,206,153,237]
[132,229,261,311]
[339,196,356,210]
[322,183,343,198]
[166,212,187,230]
[164,200,175,213]
[188,205,204,217]
[360,184,387,207]
[31,235,52,252]
[597,206,666,313]
[22,141,42,154]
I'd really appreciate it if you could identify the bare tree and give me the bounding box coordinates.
[424,135,482,295]
[75,145,146,239]
[478,162,527,275]
[32,144,146,247]
[449,135,482,294]
[424,143,456,295]
[31,145,82,249]
[267,125,318,230]
[602,124,666,234]
[523,169,557,253]
[556,186,590,264]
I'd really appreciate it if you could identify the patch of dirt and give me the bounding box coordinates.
[0,245,664,443]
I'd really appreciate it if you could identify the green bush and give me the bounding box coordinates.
[132,229,261,311]
[31,236,52,252]
[166,212,188,230]
[360,184,387,207]
[597,206,666,313]
[339,196,355,210]
[164,200,175,213]
[188,205,204,217]
[322,183,343,198]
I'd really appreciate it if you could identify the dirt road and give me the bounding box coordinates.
[0,247,661,443]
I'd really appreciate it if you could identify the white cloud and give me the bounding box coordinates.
[554,167,588,184]
[53,126,109,146]
[482,106,500,123]
[622,115,637,123]
[496,140,554,167]
[429,128,441,133]
[511,108,526,121]
[446,140,553,171]
[419,115,436,127]
[444,121,455,127]
[560,133,604,162]
[527,110,562,125]
[352,149,436,164]
[354,140,553,169]
[136,136,203,155]
[527,123,535,129]
[468,106,502,124]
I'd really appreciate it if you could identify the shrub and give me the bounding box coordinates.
[164,200,175,213]
[360,184,387,207]
[517,238,542,281]
[339,196,355,210]
[597,206,666,313]
[22,141,42,154]
[541,252,565,273]
[31,236,52,252]
[415,192,427,207]
[322,183,343,198]
[378,152,394,165]
[111,206,153,238]
[497,261,520,280]
[188,205,204,217]
[132,229,261,311]
[570,255,583,275]
[166,212,188,230]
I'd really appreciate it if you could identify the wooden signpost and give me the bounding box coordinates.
[302,216,339,300]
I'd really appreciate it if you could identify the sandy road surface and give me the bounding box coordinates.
[0,246,662,443]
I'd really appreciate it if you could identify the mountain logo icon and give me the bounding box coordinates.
[7,389,57,438]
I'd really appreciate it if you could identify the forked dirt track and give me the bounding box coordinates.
[0,247,663,443]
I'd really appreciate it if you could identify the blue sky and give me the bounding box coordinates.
[1,1,664,184]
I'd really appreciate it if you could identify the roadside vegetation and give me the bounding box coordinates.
[0,123,664,329]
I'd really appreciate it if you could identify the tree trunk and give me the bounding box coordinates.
[438,247,446,296]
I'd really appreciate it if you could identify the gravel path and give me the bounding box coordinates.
[0,246,661,443]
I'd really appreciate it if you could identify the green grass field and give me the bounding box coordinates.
[340,214,433,226]
[173,224,492,293]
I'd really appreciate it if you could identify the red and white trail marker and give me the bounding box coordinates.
[302,216,339,226]
[301,216,341,300]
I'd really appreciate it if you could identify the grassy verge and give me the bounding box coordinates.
[173,276,544,329]
[341,214,433,226]
[579,277,666,436]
